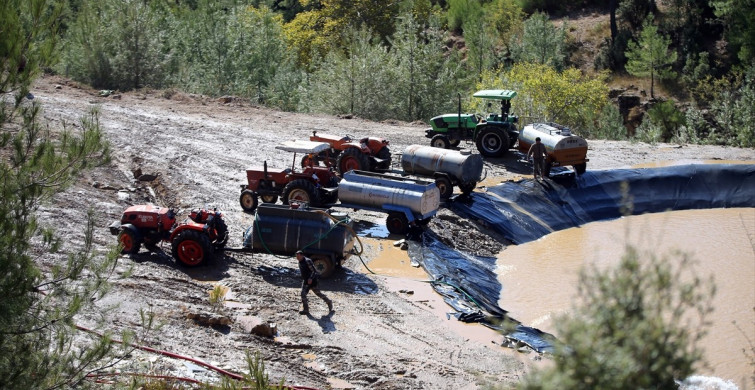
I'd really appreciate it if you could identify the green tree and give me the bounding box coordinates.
[510,12,567,71]
[711,0,755,65]
[305,27,398,120]
[625,15,677,99]
[519,245,715,390]
[1,0,119,387]
[390,14,469,121]
[479,63,609,132]
[62,0,169,90]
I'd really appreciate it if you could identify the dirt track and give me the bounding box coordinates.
[28,76,755,389]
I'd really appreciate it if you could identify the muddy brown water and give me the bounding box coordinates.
[497,207,755,386]
[360,204,754,386]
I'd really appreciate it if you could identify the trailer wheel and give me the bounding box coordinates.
[283,179,320,206]
[118,229,141,254]
[172,230,212,267]
[430,134,451,149]
[574,163,587,175]
[458,181,477,194]
[239,190,259,213]
[435,176,454,199]
[476,127,509,157]
[311,254,335,278]
[336,147,369,174]
[386,213,409,235]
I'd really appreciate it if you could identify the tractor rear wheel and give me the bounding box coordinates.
[375,146,392,170]
[283,179,320,206]
[574,163,587,175]
[386,213,409,235]
[336,147,369,174]
[118,229,142,254]
[476,127,509,157]
[239,190,259,213]
[172,230,212,267]
[311,254,335,278]
[435,176,453,199]
[430,134,451,149]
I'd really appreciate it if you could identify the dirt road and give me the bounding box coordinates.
[28,76,754,389]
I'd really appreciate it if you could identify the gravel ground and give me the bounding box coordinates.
[25,75,755,389]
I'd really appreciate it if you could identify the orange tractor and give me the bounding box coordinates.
[304,131,391,175]
[109,205,228,267]
[240,140,340,213]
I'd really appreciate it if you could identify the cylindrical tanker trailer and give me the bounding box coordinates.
[517,122,588,177]
[400,145,484,199]
[241,203,357,277]
[337,170,440,235]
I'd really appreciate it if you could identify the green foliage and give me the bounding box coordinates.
[509,12,567,71]
[390,15,469,121]
[709,68,755,147]
[305,27,398,120]
[625,15,677,98]
[446,0,481,32]
[479,63,609,132]
[62,0,169,90]
[307,20,469,122]
[284,0,400,70]
[519,245,715,390]
[588,104,628,140]
[618,0,656,31]
[711,0,755,64]
[645,100,686,141]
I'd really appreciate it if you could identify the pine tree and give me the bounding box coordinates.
[1,0,119,387]
[625,15,677,99]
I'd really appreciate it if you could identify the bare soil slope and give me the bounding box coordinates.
[28,76,754,389]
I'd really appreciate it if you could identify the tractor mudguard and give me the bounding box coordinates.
[109,220,122,235]
[114,223,141,238]
[169,221,207,242]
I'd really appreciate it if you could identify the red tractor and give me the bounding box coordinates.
[304,131,391,175]
[239,140,340,213]
[109,205,228,267]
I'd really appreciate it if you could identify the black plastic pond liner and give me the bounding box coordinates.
[407,231,557,353]
[450,164,755,245]
[407,164,754,353]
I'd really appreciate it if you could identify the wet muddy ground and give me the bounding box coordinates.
[26,76,755,389]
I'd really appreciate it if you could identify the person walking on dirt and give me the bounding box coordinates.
[526,137,547,179]
[296,250,333,315]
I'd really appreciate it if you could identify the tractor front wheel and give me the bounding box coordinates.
[336,147,369,174]
[574,163,587,175]
[435,176,453,199]
[449,138,461,147]
[430,134,451,149]
[172,230,212,267]
[311,254,336,278]
[240,190,259,213]
[283,179,320,206]
[118,229,142,254]
[386,213,409,235]
[475,127,509,157]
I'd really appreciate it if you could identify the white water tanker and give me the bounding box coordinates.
[400,145,483,199]
[337,170,440,235]
[517,122,588,176]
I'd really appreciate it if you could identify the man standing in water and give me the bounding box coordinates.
[296,250,333,315]
[526,137,547,179]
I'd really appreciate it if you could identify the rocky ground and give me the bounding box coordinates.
[24,75,755,389]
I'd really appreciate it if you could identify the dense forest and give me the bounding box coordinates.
[41,0,755,146]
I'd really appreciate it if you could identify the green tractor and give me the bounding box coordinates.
[424,90,519,157]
